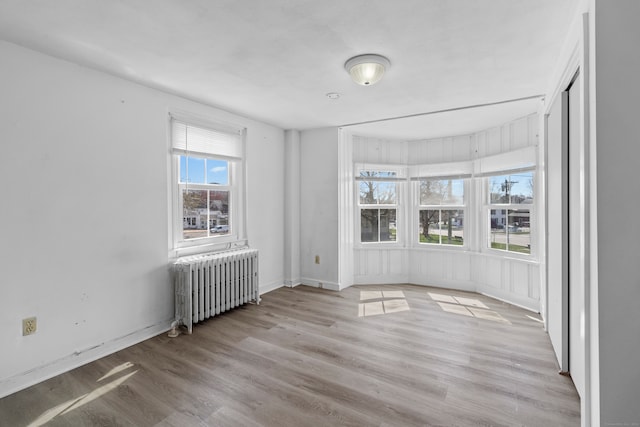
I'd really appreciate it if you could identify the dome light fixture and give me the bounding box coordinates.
[344,54,391,86]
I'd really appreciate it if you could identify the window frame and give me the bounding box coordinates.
[484,170,535,256]
[169,114,246,256]
[415,177,468,248]
[354,164,405,246]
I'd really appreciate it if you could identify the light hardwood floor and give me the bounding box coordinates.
[0,284,580,426]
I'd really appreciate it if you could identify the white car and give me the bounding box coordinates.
[210,225,229,233]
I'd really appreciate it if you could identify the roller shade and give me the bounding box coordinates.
[410,173,472,181]
[172,119,243,159]
[473,165,535,178]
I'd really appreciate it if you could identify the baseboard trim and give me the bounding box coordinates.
[478,289,539,313]
[283,278,302,288]
[0,319,173,399]
[354,275,410,285]
[260,280,285,295]
[300,277,340,291]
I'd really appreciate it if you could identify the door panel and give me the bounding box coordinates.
[546,92,569,372]
[568,75,585,397]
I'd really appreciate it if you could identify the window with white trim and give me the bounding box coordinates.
[171,117,244,250]
[487,171,533,254]
[417,178,465,246]
[357,170,400,243]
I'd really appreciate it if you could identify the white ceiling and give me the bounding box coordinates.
[0,0,577,139]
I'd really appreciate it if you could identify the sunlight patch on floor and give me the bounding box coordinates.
[28,363,137,427]
[526,314,544,323]
[359,290,410,317]
[97,361,135,382]
[431,293,510,324]
[428,292,488,308]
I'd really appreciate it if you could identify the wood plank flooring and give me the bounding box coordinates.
[0,284,580,426]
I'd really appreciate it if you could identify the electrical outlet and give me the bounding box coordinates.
[315,255,320,264]
[22,317,37,336]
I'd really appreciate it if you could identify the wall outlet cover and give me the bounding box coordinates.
[22,317,37,336]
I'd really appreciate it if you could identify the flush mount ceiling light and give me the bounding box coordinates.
[344,54,391,86]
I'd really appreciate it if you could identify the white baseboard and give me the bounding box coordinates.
[407,277,476,293]
[0,319,173,399]
[260,280,285,295]
[354,275,410,285]
[283,278,302,288]
[478,288,539,313]
[300,277,341,291]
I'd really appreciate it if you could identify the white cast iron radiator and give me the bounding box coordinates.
[173,248,259,334]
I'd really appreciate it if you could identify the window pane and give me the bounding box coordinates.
[420,180,444,205]
[361,209,378,242]
[490,209,508,249]
[179,156,188,183]
[489,173,534,204]
[508,209,530,253]
[185,156,206,184]
[359,181,376,204]
[441,209,464,245]
[509,172,534,204]
[379,209,396,242]
[446,180,464,205]
[183,189,208,240]
[420,179,463,205]
[377,171,397,178]
[490,208,531,254]
[359,180,397,204]
[359,171,397,178]
[206,159,229,185]
[209,190,230,235]
[489,175,511,203]
[377,182,396,204]
[419,209,440,244]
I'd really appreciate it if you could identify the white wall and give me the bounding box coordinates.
[283,129,301,287]
[592,0,640,423]
[299,127,339,290]
[0,40,286,397]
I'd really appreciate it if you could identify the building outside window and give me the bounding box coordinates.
[179,156,230,239]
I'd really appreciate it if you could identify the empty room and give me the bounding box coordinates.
[1,1,639,426]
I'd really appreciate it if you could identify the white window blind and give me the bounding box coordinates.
[171,119,243,159]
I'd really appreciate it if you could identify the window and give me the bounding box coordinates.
[418,179,465,245]
[171,117,244,250]
[487,171,533,254]
[357,171,398,243]
[179,157,230,240]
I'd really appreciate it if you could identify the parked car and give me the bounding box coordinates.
[210,225,229,233]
